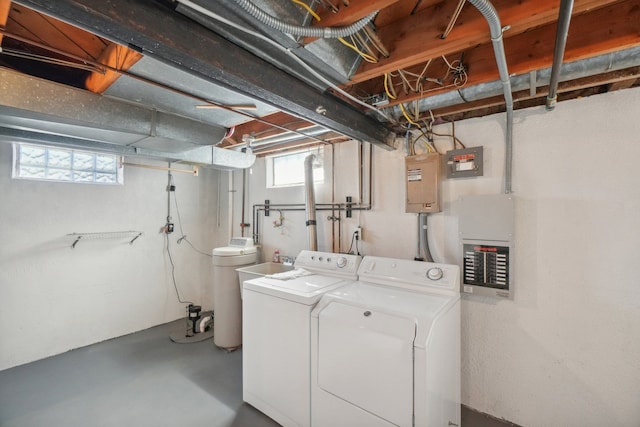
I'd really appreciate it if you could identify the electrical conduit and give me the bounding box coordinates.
[231,0,377,38]
[467,0,514,194]
[546,0,575,111]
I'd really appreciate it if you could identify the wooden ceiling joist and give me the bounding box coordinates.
[351,0,625,84]
[222,111,319,147]
[6,3,107,60]
[362,0,640,108]
[313,0,401,27]
[0,0,10,45]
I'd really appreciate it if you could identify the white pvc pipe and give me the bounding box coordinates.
[304,154,318,250]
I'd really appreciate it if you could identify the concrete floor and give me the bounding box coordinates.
[0,320,516,427]
[0,320,279,427]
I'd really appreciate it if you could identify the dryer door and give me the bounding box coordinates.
[317,301,416,427]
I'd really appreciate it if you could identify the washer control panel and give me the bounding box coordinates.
[294,250,362,277]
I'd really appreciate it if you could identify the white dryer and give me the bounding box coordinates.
[242,250,362,427]
[311,256,461,427]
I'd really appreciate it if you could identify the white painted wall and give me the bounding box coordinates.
[243,87,640,427]
[0,146,230,370]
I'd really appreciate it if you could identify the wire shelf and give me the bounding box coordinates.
[67,231,143,248]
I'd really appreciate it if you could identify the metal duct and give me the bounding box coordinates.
[467,0,514,194]
[231,0,377,38]
[546,0,575,110]
[0,68,255,168]
[304,154,318,251]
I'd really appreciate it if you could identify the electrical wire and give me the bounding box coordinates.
[338,36,378,63]
[385,55,467,113]
[291,0,321,21]
[347,230,359,255]
[384,73,397,100]
[441,0,466,39]
[399,103,420,127]
[413,128,437,153]
[170,175,214,258]
[165,232,193,305]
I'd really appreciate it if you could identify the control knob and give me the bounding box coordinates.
[336,256,348,268]
[426,267,443,281]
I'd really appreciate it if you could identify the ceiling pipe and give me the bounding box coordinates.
[546,0,575,111]
[231,0,377,38]
[466,0,514,194]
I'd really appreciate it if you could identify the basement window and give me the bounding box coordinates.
[266,148,324,188]
[12,143,123,185]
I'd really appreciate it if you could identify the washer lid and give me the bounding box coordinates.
[243,275,352,305]
[212,245,257,256]
[312,280,459,348]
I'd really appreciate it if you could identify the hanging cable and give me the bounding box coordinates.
[172,180,214,257]
[441,0,466,39]
[165,168,193,305]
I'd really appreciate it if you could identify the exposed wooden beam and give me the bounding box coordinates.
[608,78,638,91]
[15,0,397,149]
[314,0,401,27]
[7,3,107,60]
[351,0,624,84]
[0,0,11,45]
[360,0,640,108]
[374,0,442,28]
[222,111,317,147]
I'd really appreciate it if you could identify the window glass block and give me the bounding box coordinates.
[73,152,95,171]
[95,155,117,172]
[48,149,72,169]
[95,173,116,183]
[73,171,94,182]
[47,168,72,181]
[20,166,46,178]
[20,145,46,166]
[13,143,122,185]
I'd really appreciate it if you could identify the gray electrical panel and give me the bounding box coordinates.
[445,146,483,178]
[405,153,441,213]
[458,194,514,299]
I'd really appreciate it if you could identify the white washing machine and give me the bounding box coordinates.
[242,250,362,427]
[212,237,257,350]
[311,256,461,427]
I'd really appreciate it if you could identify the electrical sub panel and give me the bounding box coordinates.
[405,153,441,213]
[458,194,514,299]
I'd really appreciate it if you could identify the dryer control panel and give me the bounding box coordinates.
[357,256,460,296]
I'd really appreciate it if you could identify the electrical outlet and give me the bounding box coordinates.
[356,226,363,242]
